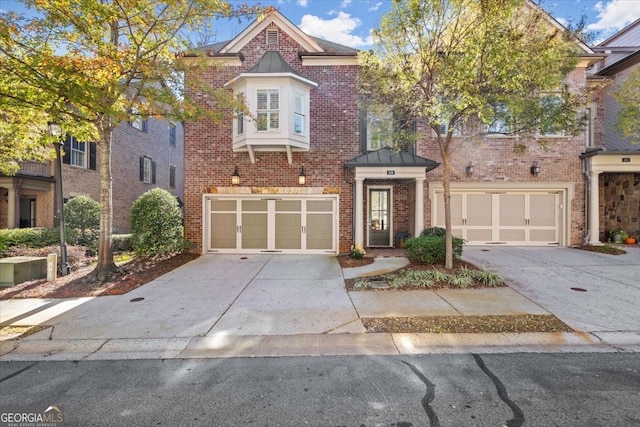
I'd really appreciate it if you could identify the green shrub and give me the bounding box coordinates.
[112,234,133,253]
[470,269,505,287]
[349,247,365,260]
[64,196,100,233]
[353,277,372,289]
[425,269,451,282]
[420,226,446,238]
[0,227,61,251]
[389,270,433,288]
[447,274,474,288]
[404,235,464,264]
[130,188,185,256]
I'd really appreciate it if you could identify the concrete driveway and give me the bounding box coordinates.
[2,255,362,341]
[461,246,640,339]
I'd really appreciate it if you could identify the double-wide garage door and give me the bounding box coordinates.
[205,195,338,254]
[435,191,562,245]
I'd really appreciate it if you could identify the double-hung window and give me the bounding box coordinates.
[256,89,279,131]
[294,91,305,135]
[140,156,155,184]
[69,136,87,167]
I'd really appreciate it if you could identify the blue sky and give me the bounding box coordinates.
[2,0,640,47]
[213,0,640,47]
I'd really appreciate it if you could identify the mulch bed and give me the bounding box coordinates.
[0,252,200,300]
[363,314,573,333]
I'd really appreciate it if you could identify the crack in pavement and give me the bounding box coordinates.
[401,360,441,427]
[472,354,525,427]
[0,361,39,383]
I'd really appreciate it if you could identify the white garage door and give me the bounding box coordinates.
[434,191,562,245]
[205,195,338,254]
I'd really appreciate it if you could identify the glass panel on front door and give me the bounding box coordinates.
[369,189,390,246]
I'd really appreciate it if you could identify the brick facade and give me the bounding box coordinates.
[61,118,184,233]
[183,11,593,253]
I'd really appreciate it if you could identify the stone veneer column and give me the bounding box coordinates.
[414,177,425,237]
[354,177,365,251]
[589,170,601,245]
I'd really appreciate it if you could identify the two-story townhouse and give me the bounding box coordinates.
[0,118,184,234]
[182,9,598,256]
[583,18,640,243]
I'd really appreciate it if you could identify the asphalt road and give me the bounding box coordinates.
[1,353,639,426]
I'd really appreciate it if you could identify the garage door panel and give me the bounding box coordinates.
[207,197,337,253]
[467,229,493,242]
[275,213,302,249]
[499,229,526,242]
[529,194,556,227]
[306,213,333,250]
[210,212,237,249]
[530,229,557,242]
[241,212,268,249]
[436,193,463,226]
[499,194,526,227]
[467,194,492,226]
[434,190,562,246]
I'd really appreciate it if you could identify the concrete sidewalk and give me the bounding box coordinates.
[1,247,638,360]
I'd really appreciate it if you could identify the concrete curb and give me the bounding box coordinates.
[1,332,635,361]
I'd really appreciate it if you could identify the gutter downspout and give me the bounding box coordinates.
[582,157,591,245]
[344,165,355,254]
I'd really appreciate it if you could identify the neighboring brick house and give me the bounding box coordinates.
[182,10,599,255]
[0,118,184,233]
[584,18,640,243]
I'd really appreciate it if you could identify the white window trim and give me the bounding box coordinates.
[69,136,87,168]
[256,88,280,132]
[143,157,152,184]
[294,90,305,136]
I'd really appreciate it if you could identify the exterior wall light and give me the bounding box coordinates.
[465,164,474,177]
[530,161,541,177]
[298,166,306,185]
[231,166,240,185]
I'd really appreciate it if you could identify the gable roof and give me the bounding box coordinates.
[220,10,324,54]
[345,147,440,170]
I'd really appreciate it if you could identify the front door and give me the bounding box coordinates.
[368,188,391,246]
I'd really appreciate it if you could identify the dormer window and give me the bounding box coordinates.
[266,29,278,46]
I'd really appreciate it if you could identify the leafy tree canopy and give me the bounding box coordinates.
[0,0,267,279]
[612,67,640,144]
[358,0,586,145]
[358,0,588,268]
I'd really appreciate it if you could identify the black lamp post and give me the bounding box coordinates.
[49,122,69,276]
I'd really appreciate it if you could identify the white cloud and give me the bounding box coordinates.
[299,12,374,47]
[341,0,353,7]
[587,0,640,34]
[369,2,383,12]
[297,0,309,6]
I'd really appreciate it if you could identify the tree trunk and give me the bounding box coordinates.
[91,122,116,281]
[437,136,454,270]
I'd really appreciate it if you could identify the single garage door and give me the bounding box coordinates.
[205,195,338,254]
[434,191,562,245]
